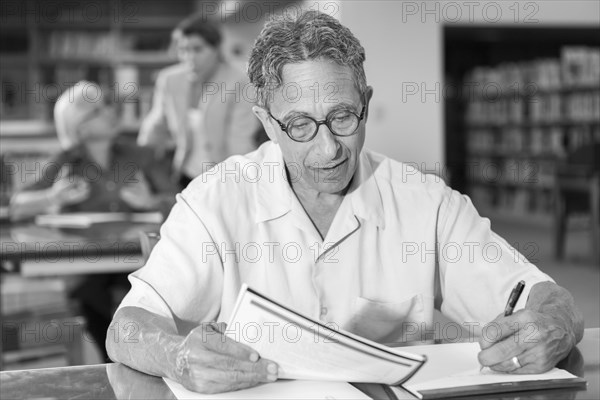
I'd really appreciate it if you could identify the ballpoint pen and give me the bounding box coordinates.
[480,280,526,371]
[504,280,526,317]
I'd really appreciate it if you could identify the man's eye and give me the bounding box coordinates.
[332,112,352,122]
[291,119,312,129]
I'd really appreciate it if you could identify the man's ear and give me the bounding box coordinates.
[252,106,279,144]
[364,86,374,120]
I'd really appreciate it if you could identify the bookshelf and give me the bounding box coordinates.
[464,48,599,220]
[444,27,600,222]
[0,0,202,215]
[0,0,200,136]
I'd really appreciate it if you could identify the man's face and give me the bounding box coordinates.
[260,59,371,196]
[176,34,219,74]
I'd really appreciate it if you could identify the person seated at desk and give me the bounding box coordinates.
[9,81,178,361]
[107,11,584,394]
[10,81,176,220]
[137,14,261,188]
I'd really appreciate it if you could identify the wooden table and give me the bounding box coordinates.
[1,328,598,399]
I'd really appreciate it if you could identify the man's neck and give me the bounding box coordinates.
[291,182,348,240]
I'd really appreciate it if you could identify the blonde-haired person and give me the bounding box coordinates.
[10,81,177,220]
[10,81,178,361]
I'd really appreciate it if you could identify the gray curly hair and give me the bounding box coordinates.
[248,10,367,107]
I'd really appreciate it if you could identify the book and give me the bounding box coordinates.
[226,285,426,385]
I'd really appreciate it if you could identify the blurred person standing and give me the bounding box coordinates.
[9,81,178,361]
[138,14,261,188]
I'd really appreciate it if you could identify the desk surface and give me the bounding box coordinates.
[1,221,159,261]
[1,328,598,400]
[0,221,159,275]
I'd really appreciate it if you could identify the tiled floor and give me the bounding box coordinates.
[491,217,599,328]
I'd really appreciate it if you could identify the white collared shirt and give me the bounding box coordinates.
[119,141,552,343]
[182,108,211,178]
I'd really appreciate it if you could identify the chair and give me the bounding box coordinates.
[553,144,600,265]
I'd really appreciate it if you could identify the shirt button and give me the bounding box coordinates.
[106,181,117,191]
[205,143,212,151]
[320,307,328,317]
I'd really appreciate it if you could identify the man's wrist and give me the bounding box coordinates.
[526,281,584,343]
[159,330,188,383]
[540,304,579,346]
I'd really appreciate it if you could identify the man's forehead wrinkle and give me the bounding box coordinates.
[270,60,361,119]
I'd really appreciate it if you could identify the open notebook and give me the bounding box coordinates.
[395,342,586,399]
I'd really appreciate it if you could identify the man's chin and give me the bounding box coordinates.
[304,164,354,194]
[309,180,352,195]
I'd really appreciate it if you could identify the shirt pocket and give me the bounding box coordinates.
[346,294,426,343]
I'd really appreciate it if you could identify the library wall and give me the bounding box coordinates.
[341,0,600,170]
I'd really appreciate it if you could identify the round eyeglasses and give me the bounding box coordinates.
[268,105,366,143]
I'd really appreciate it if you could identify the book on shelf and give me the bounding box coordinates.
[47,31,118,59]
[562,46,600,88]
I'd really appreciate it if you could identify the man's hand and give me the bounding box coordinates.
[478,282,583,374]
[478,310,576,373]
[50,174,90,206]
[119,171,159,210]
[173,323,278,394]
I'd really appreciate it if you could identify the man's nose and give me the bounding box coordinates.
[315,123,340,160]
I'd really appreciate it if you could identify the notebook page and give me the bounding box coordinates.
[399,342,578,397]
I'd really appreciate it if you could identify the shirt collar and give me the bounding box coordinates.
[254,143,294,223]
[346,149,386,229]
[254,143,385,229]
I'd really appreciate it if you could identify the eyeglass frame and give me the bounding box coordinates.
[267,103,367,143]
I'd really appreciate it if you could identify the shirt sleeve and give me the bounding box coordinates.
[138,70,172,149]
[436,185,554,327]
[117,191,224,327]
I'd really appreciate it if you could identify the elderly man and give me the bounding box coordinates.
[107,11,583,394]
